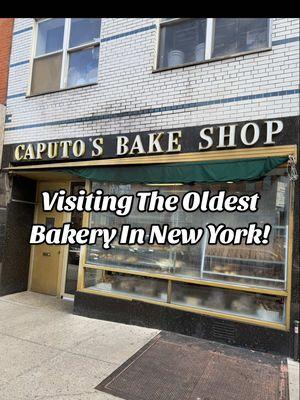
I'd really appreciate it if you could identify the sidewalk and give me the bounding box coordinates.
[0,291,298,400]
[287,359,300,400]
[0,291,158,399]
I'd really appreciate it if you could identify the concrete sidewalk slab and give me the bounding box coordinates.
[287,359,299,400]
[0,351,117,399]
[70,324,160,365]
[1,291,74,312]
[0,333,60,386]
[2,312,103,351]
[0,299,39,323]
[0,291,159,400]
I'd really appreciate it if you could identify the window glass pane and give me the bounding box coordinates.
[201,170,289,289]
[67,46,99,88]
[36,18,65,56]
[86,183,181,275]
[64,182,85,295]
[84,269,168,302]
[69,18,101,48]
[31,53,62,95]
[86,170,289,290]
[158,18,206,68]
[213,18,269,58]
[172,282,285,323]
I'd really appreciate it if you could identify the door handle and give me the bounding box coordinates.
[42,252,51,257]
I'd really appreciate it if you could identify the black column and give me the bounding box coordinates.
[0,174,36,296]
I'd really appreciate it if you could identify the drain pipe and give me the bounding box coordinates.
[294,320,299,361]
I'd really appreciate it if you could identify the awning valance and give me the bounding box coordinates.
[65,156,288,184]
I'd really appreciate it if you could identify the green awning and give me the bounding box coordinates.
[65,156,288,184]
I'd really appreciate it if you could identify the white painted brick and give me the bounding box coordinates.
[3,18,300,145]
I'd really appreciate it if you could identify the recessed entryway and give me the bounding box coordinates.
[28,180,85,298]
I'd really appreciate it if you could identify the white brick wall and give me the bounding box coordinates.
[0,104,5,165]
[4,18,300,145]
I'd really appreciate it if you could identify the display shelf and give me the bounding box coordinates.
[200,224,288,288]
[200,270,285,283]
[90,214,199,226]
[88,243,182,254]
[87,242,180,272]
[203,254,285,265]
[86,221,288,289]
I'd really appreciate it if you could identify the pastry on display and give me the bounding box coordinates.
[184,296,199,307]
[213,265,226,273]
[156,258,173,269]
[175,260,186,269]
[256,297,282,321]
[256,296,281,311]
[206,236,285,262]
[112,276,137,292]
[126,256,138,264]
[231,294,255,314]
[135,285,157,297]
[104,274,114,284]
[115,254,125,262]
[203,290,226,310]
[211,264,236,275]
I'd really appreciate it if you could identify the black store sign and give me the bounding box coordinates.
[4,116,299,166]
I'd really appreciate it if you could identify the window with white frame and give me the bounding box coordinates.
[156,18,271,69]
[30,18,101,96]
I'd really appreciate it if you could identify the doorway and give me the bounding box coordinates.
[29,180,85,298]
[30,181,69,296]
[63,181,85,296]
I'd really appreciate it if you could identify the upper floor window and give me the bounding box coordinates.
[156,18,271,70]
[30,18,101,96]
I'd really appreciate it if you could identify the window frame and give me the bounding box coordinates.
[27,18,101,97]
[153,18,272,72]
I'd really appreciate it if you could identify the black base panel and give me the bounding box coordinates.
[96,331,288,400]
[74,291,292,357]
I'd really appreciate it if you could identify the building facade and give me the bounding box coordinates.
[0,18,14,131]
[1,18,299,358]
[0,18,14,281]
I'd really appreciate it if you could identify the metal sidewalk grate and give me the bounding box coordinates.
[96,331,288,400]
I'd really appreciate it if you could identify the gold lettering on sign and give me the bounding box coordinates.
[92,137,103,157]
[240,123,260,146]
[11,119,285,163]
[167,130,182,152]
[24,144,35,160]
[14,144,25,161]
[73,140,86,157]
[264,120,283,144]
[199,127,213,150]
[148,132,164,154]
[129,135,145,155]
[60,141,72,159]
[217,125,237,149]
[48,142,59,159]
[36,142,47,159]
[117,136,129,156]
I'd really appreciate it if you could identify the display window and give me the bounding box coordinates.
[78,166,292,330]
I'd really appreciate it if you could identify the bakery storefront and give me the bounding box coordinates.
[1,116,299,357]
